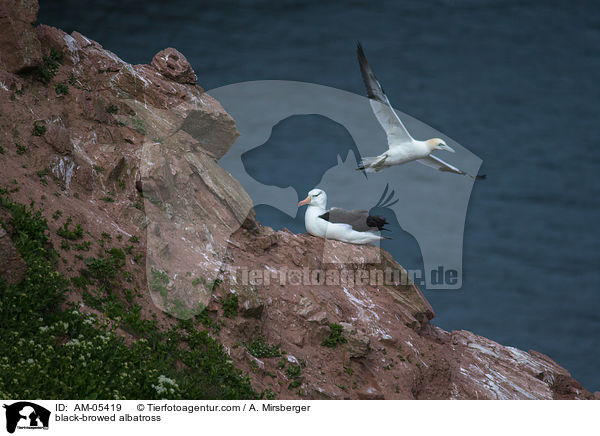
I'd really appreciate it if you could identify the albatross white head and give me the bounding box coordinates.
[298,188,327,209]
[426,138,455,153]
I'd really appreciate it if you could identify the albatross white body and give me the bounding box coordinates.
[299,189,386,245]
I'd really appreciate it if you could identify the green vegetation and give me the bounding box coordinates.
[100,196,114,203]
[15,143,26,155]
[191,277,205,287]
[82,252,124,292]
[132,118,146,135]
[56,217,83,240]
[285,363,303,390]
[288,380,302,389]
[37,48,62,85]
[55,82,69,96]
[36,169,49,186]
[72,241,92,251]
[285,363,302,379]
[150,268,170,304]
[246,337,281,358]
[92,165,105,173]
[261,389,276,400]
[222,293,238,318]
[32,123,46,137]
[0,194,258,399]
[0,145,5,154]
[106,104,118,114]
[321,323,347,348]
[212,277,223,291]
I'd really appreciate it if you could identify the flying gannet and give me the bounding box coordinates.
[298,188,389,245]
[356,42,485,179]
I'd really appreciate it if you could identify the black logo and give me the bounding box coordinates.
[3,402,50,434]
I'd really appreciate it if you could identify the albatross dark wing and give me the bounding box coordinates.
[319,207,388,232]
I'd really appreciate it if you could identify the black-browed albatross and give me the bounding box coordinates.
[298,188,390,245]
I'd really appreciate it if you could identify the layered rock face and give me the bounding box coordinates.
[0,2,595,399]
[0,0,42,73]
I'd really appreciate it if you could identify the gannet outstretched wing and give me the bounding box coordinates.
[357,42,413,148]
[356,42,486,179]
[418,155,486,179]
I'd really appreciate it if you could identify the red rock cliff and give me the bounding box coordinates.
[0,0,595,400]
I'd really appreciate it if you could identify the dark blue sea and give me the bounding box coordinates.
[39,0,600,392]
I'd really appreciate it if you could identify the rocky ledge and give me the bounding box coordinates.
[0,0,596,399]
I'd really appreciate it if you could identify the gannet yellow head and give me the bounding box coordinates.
[427,138,455,153]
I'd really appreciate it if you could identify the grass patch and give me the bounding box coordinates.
[246,337,281,358]
[15,143,26,155]
[37,48,62,85]
[56,217,83,240]
[82,253,123,291]
[285,364,302,379]
[321,323,347,348]
[150,268,170,304]
[32,123,46,137]
[132,118,146,135]
[55,82,69,96]
[285,363,303,390]
[222,293,238,318]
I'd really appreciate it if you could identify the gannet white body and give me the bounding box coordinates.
[298,189,388,245]
[356,42,485,179]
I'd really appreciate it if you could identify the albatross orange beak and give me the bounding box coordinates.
[298,195,311,207]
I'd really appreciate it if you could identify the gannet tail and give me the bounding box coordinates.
[356,155,387,173]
